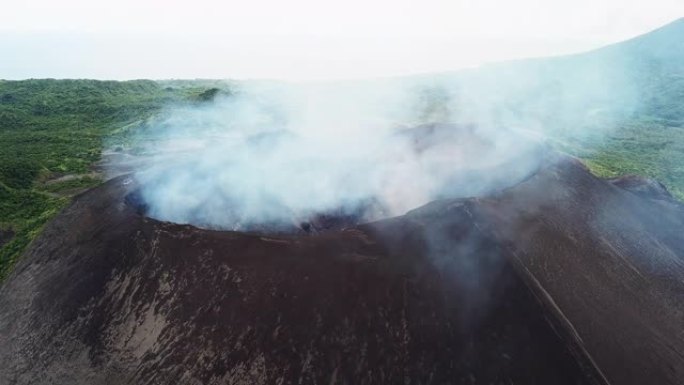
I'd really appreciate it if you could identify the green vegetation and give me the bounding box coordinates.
[0,187,65,279]
[554,121,684,200]
[0,79,228,279]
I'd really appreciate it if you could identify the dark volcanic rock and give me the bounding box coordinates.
[470,155,684,385]
[1,153,684,384]
[608,174,675,201]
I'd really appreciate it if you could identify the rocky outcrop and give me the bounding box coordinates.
[608,174,675,201]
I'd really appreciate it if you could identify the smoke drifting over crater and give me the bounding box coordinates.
[121,81,544,231]
[116,29,655,232]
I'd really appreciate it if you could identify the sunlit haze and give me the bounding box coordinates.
[2,0,683,80]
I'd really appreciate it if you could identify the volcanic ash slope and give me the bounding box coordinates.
[1,153,684,384]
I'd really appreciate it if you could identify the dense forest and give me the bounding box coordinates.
[0,79,228,279]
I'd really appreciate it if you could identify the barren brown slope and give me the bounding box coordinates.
[2,152,683,384]
[466,154,684,385]
[0,166,601,384]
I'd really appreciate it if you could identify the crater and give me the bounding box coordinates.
[122,124,545,235]
[124,188,386,235]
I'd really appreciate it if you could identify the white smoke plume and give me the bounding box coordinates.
[122,78,544,231]
[117,43,644,232]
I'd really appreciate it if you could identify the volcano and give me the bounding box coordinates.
[2,149,684,384]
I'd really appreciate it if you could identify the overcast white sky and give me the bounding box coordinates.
[2,0,683,80]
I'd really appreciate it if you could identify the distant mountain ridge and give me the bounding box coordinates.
[427,17,684,130]
[599,17,684,66]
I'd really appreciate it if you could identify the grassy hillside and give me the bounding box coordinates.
[552,19,684,198]
[426,18,684,198]
[0,79,227,279]
[552,121,684,200]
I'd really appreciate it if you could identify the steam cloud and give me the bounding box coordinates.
[116,54,639,231]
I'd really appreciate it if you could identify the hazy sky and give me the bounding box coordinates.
[2,0,683,80]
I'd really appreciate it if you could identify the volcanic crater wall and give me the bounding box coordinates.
[0,155,603,385]
[2,153,684,384]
